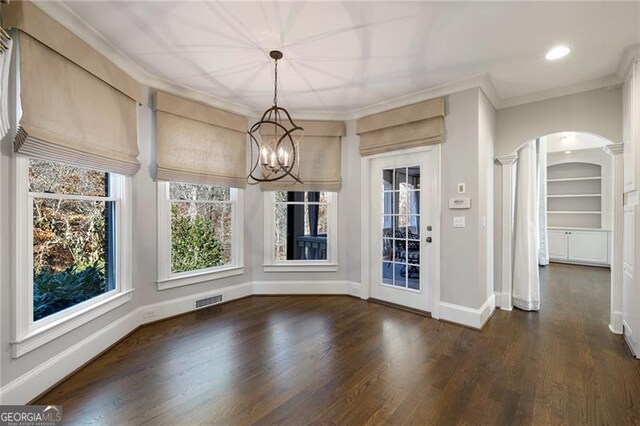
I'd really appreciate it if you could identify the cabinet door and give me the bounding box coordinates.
[548,230,568,260]
[568,231,608,264]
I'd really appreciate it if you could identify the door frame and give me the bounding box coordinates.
[360,145,441,319]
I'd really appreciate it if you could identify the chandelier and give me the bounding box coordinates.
[247,50,304,184]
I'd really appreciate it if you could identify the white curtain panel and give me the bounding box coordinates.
[512,140,541,311]
[537,137,550,266]
[0,37,12,139]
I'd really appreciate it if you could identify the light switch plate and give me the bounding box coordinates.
[453,216,466,228]
[457,183,466,193]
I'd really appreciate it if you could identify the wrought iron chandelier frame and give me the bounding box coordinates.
[247,50,304,184]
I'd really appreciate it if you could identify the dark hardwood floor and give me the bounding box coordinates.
[36,264,640,425]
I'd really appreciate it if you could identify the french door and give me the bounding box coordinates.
[368,149,438,313]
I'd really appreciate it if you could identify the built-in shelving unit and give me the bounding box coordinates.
[546,148,612,268]
[547,162,602,229]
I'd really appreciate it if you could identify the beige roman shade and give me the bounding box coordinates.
[155,91,248,189]
[260,120,345,192]
[4,2,142,176]
[356,98,445,156]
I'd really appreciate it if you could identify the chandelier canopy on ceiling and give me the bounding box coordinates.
[247,50,304,184]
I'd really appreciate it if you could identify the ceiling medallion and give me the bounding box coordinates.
[247,50,304,184]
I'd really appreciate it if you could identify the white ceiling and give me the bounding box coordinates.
[61,1,640,114]
[546,132,610,153]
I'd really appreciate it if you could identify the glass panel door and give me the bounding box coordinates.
[381,165,421,291]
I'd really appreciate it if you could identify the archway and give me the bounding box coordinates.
[496,131,624,333]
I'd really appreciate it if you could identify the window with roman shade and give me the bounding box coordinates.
[260,120,345,192]
[3,1,142,176]
[154,91,248,189]
[356,98,445,156]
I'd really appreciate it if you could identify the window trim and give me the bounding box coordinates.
[263,191,338,272]
[156,182,244,290]
[11,156,133,358]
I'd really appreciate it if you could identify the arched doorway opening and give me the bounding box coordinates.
[496,131,624,333]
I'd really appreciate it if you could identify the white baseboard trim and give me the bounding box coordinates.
[252,280,351,295]
[0,309,139,405]
[347,281,361,298]
[0,282,253,405]
[0,280,497,405]
[439,293,496,330]
[609,311,623,334]
[494,291,502,308]
[139,282,253,324]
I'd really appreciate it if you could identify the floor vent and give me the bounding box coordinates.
[195,295,223,309]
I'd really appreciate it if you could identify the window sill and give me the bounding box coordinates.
[11,289,134,358]
[263,263,338,273]
[157,266,245,290]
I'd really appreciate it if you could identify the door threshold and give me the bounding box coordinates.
[368,297,431,317]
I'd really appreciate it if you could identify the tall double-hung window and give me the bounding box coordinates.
[9,2,141,358]
[154,91,248,290]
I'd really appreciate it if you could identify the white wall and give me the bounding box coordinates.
[0,84,364,397]
[439,88,495,311]
[0,84,496,400]
[496,87,623,157]
[479,91,496,307]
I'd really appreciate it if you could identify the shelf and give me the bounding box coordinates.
[547,211,601,214]
[547,194,601,198]
[547,177,602,182]
[548,227,600,231]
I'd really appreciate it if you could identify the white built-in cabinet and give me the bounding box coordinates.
[547,150,611,266]
[548,229,609,265]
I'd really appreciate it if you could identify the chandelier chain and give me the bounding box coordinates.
[273,58,278,107]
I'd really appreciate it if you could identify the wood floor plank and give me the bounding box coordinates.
[35,264,640,425]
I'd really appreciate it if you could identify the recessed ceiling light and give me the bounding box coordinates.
[564,150,572,154]
[546,46,571,61]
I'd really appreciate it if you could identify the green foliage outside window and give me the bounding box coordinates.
[171,205,228,273]
[33,261,107,321]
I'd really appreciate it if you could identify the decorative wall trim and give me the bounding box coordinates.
[0,282,253,405]
[494,291,502,308]
[615,44,640,81]
[439,293,496,330]
[498,75,623,110]
[0,307,139,405]
[252,280,351,295]
[496,154,517,311]
[605,143,624,334]
[610,311,623,335]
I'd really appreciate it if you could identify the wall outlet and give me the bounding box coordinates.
[142,310,156,320]
[453,216,466,228]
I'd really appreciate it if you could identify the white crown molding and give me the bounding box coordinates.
[615,43,640,81]
[26,1,639,120]
[497,74,623,110]
[344,73,501,120]
[33,1,256,115]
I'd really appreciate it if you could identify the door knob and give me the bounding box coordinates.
[426,237,432,243]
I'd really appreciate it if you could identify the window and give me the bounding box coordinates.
[30,160,116,321]
[157,182,243,289]
[13,157,132,358]
[264,191,338,271]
